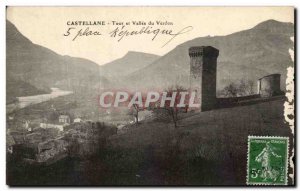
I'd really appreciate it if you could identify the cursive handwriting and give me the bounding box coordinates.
[63,27,102,41]
[63,25,193,47]
[109,25,193,47]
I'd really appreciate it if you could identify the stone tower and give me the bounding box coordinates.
[189,46,219,111]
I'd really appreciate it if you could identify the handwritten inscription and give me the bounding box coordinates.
[109,25,193,47]
[63,20,193,47]
[63,27,102,41]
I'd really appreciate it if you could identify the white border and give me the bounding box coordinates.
[0,0,299,190]
[246,136,289,185]
[0,0,299,6]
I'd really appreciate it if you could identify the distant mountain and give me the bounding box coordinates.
[101,51,160,78]
[6,20,109,102]
[7,19,294,102]
[124,20,294,92]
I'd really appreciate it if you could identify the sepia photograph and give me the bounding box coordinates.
[5,6,295,186]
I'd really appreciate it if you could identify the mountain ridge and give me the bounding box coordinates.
[6,19,294,101]
[101,51,160,78]
[123,19,294,92]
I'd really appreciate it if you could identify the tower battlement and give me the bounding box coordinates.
[188,46,219,57]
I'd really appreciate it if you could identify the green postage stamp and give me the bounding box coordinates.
[247,136,289,185]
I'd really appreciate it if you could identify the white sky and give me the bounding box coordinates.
[7,7,294,65]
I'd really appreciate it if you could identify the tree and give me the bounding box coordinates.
[132,103,140,125]
[246,80,255,95]
[128,93,145,125]
[222,80,255,97]
[151,86,187,129]
[223,83,239,97]
[238,79,255,96]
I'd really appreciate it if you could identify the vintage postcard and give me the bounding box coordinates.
[6,7,295,186]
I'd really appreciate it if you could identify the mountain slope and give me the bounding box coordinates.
[6,20,109,101]
[101,51,160,78]
[125,20,294,91]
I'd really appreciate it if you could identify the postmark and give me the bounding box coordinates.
[247,136,289,185]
